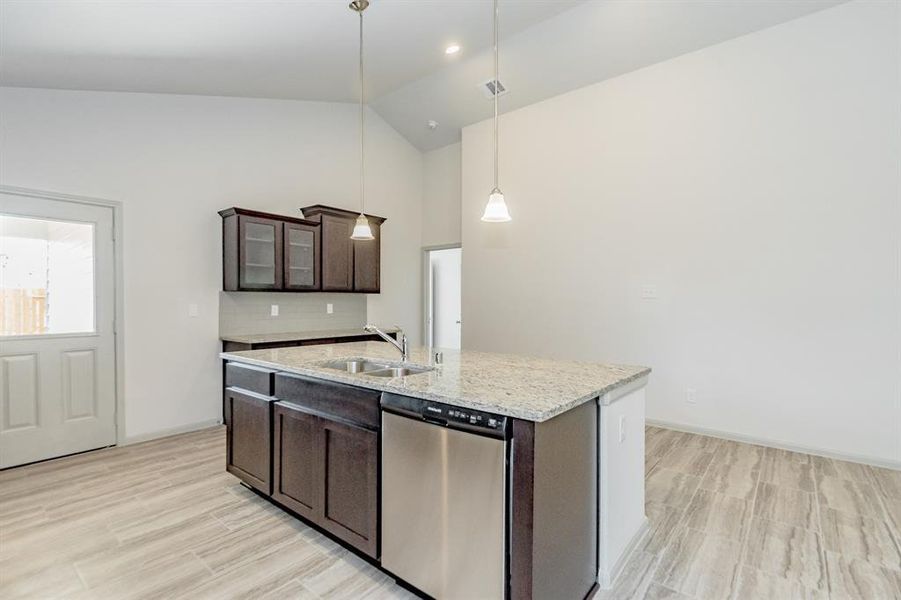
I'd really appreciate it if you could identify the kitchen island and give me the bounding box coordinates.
[220,341,650,599]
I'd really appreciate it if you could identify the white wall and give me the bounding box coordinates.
[422,142,462,247]
[461,1,901,465]
[0,87,423,440]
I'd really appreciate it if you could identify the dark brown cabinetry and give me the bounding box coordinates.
[272,402,378,557]
[300,205,385,294]
[220,206,385,293]
[272,373,380,557]
[224,387,274,494]
[284,221,320,291]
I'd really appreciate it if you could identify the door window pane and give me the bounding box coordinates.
[0,215,95,335]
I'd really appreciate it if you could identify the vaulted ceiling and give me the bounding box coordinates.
[1,0,846,150]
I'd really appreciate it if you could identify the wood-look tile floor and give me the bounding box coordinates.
[598,427,901,600]
[1,425,899,599]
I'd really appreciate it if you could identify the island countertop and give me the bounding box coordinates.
[221,341,650,422]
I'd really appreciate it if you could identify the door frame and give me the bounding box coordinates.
[0,185,126,447]
[421,243,461,349]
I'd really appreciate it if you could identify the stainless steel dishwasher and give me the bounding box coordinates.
[381,393,509,600]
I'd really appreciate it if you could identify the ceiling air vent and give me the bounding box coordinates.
[479,78,508,100]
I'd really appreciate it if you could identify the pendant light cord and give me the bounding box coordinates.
[493,0,499,191]
[359,8,365,214]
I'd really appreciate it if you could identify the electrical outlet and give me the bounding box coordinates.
[326,303,334,314]
[641,284,658,300]
[686,388,697,405]
[618,416,626,443]
[188,303,199,318]
[270,304,279,317]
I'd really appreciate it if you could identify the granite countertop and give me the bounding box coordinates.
[220,341,650,422]
[221,327,399,345]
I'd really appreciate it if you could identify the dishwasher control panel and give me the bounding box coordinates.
[382,393,508,439]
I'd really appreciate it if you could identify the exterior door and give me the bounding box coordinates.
[0,192,117,468]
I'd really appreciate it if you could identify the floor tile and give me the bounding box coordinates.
[653,526,742,600]
[646,468,701,508]
[760,451,816,493]
[733,566,827,600]
[643,581,693,599]
[753,481,819,531]
[816,475,885,519]
[743,517,826,591]
[820,507,901,572]
[699,457,761,501]
[683,489,751,540]
[869,466,901,500]
[657,446,715,476]
[825,551,901,600]
[641,502,684,555]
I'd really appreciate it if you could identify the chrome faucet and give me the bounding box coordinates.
[364,324,408,362]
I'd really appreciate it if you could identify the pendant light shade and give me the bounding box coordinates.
[481,187,511,222]
[351,213,375,240]
[349,0,375,241]
[481,0,511,224]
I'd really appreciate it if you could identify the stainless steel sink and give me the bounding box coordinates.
[365,366,432,378]
[321,359,433,378]
[322,359,388,373]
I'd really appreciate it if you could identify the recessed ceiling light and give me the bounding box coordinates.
[445,44,461,55]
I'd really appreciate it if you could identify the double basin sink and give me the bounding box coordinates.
[322,358,433,379]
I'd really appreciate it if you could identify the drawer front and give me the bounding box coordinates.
[274,373,380,430]
[226,362,275,396]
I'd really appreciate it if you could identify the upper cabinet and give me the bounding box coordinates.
[219,206,385,293]
[284,221,320,291]
[299,205,385,294]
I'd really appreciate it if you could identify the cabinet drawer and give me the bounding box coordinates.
[226,362,275,396]
[274,373,380,430]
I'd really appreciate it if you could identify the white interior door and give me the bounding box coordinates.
[428,248,462,350]
[0,192,117,468]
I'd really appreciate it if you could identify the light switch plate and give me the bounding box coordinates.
[270,304,279,317]
[327,303,334,314]
[188,303,199,318]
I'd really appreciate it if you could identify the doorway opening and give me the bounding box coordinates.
[423,246,461,350]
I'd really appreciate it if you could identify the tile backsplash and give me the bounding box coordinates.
[219,292,367,336]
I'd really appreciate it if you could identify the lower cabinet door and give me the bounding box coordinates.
[224,388,272,494]
[319,418,379,558]
[272,403,321,521]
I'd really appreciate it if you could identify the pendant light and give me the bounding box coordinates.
[481,0,511,223]
[350,0,375,240]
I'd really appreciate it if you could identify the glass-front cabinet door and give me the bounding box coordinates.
[284,222,320,290]
[238,216,283,290]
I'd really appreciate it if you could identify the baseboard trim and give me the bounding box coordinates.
[121,419,222,446]
[646,418,901,471]
[599,517,650,589]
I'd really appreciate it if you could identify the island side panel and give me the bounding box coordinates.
[510,400,599,599]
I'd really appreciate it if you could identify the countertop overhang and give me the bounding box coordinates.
[221,341,650,422]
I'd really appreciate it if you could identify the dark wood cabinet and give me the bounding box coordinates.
[300,205,386,294]
[353,221,381,293]
[284,222,320,291]
[319,417,378,557]
[272,402,320,521]
[320,214,354,291]
[224,387,274,494]
[272,401,379,558]
[220,207,319,292]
